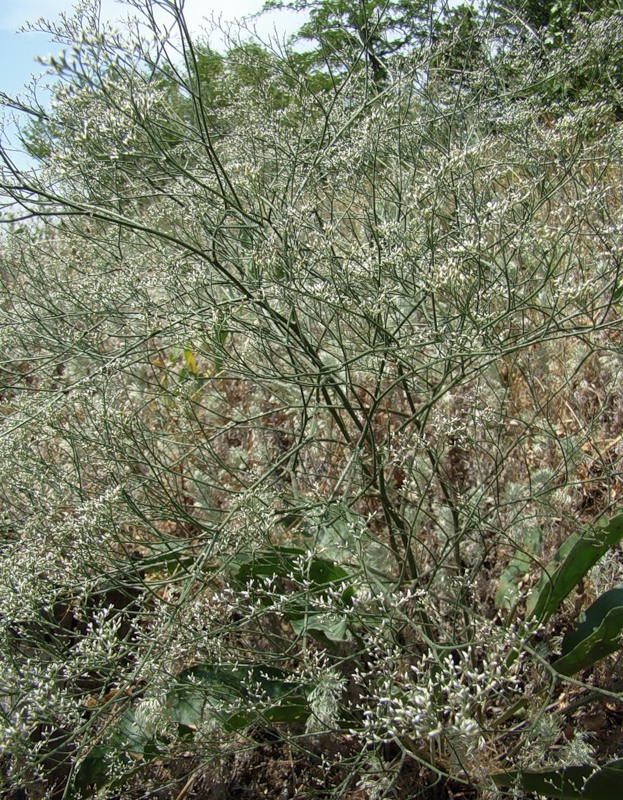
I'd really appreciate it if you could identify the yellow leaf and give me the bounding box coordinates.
[183,348,197,375]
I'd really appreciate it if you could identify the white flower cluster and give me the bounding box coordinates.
[354,621,531,773]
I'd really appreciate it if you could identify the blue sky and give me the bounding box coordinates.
[0,24,60,170]
[0,0,303,170]
[0,0,303,98]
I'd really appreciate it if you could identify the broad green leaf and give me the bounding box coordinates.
[491,765,594,799]
[234,546,304,579]
[168,664,247,731]
[73,706,160,794]
[290,612,352,642]
[73,746,111,795]
[552,587,623,675]
[308,556,350,586]
[526,512,623,622]
[496,527,542,609]
[74,664,309,794]
[583,759,623,798]
[234,547,350,589]
[280,502,394,580]
[117,706,156,756]
[312,503,360,562]
[491,760,623,799]
[168,663,310,731]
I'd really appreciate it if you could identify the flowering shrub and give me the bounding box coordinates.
[2,1,623,797]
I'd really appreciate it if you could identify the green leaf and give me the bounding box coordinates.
[282,502,394,582]
[168,664,247,731]
[312,503,360,561]
[235,546,302,579]
[491,760,623,799]
[583,759,623,798]
[491,765,594,799]
[233,547,355,642]
[73,706,160,794]
[234,547,350,589]
[308,556,350,585]
[73,746,110,794]
[552,587,623,675]
[168,663,310,731]
[496,527,542,609]
[526,512,623,623]
[74,661,310,795]
[290,612,352,642]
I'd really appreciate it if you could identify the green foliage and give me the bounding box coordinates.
[492,763,597,799]
[496,0,621,40]
[492,758,623,799]
[75,664,311,793]
[74,704,163,795]
[170,663,311,730]
[489,0,623,114]
[553,586,623,675]
[496,526,542,609]
[234,546,351,588]
[527,513,623,622]
[266,0,417,78]
[3,1,623,798]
